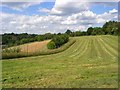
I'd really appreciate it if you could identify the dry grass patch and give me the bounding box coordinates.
[9,40,50,53]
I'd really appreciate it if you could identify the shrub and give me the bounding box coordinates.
[3,47,21,53]
[47,34,69,49]
[47,41,56,49]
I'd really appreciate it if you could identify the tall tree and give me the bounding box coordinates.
[65,30,72,35]
[87,27,93,35]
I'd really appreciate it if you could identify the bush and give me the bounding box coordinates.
[3,47,21,53]
[47,41,56,49]
[47,34,69,49]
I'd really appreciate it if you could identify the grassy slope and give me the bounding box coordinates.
[2,38,75,59]
[2,35,118,88]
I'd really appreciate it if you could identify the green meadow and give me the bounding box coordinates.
[2,35,118,88]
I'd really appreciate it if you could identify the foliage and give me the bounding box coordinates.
[86,21,119,36]
[3,47,21,53]
[65,30,87,37]
[47,34,69,49]
[87,27,93,35]
[47,41,56,49]
[2,33,37,47]
[2,33,54,48]
[102,21,119,35]
[65,29,72,35]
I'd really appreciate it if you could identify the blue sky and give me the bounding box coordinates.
[1,2,55,15]
[0,1,118,34]
[1,2,118,15]
[90,2,118,14]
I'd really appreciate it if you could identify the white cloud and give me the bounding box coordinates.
[60,10,99,25]
[50,0,89,16]
[61,20,77,25]
[1,12,90,34]
[1,0,118,34]
[109,9,118,14]
[1,13,62,34]
[96,18,106,23]
[82,10,96,18]
[96,9,118,22]
[1,7,118,34]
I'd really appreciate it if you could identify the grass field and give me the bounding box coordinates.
[2,35,118,88]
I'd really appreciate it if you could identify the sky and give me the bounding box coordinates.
[0,0,119,34]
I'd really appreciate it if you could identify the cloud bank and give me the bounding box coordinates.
[1,0,118,34]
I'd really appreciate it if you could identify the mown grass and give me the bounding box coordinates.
[2,35,118,88]
[2,38,76,59]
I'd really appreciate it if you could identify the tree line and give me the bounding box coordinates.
[2,33,54,48]
[2,21,119,48]
[66,21,119,36]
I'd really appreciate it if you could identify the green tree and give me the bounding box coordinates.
[87,27,93,35]
[75,31,82,36]
[65,30,72,35]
